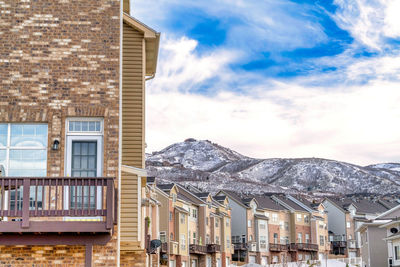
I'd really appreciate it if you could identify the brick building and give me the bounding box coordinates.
[0,0,159,266]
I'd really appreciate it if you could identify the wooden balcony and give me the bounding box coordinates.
[269,243,288,252]
[233,242,248,250]
[0,177,116,238]
[207,244,221,253]
[161,242,168,253]
[290,243,319,252]
[189,244,207,254]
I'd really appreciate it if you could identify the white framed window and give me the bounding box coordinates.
[298,254,303,261]
[215,218,219,227]
[260,236,267,248]
[272,213,278,222]
[64,118,103,212]
[395,245,400,260]
[260,220,266,229]
[226,236,230,248]
[273,233,278,243]
[298,233,302,243]
[248,219,252,227]
[297,214,302,222]
[0,123,48,210]
[304,215,309,223]
[305,234,310,243]
[180,234,186,250]
[226,218,230,227]
[285,222,289,230]
[160,231,166,243]
[180,213,185,224]
[346,221,351,228]
[192,208,197,219]
[320,235,324,246]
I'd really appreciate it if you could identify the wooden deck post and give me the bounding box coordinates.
[85,244,93,267]
[21,178,30,228]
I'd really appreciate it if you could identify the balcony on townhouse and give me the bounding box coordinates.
[347,240,357,249]
[207,243,221,253]
[0,176,116,240]
[169,241,179,255]
[291,243,319,252]
[233,242,248,250]
[189,244,207,255]
[269,243,289,252]
[161,242,168,253]
[247,241,257,252]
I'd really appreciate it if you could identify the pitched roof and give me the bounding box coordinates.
[254,196,287,211]
[274,195,309,212]
[156,183,175,194]
[327,197,393,214]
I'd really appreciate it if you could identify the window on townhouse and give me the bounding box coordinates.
[260,221,266,230]
[349,234,352,240]
[193,232,196,244]
[226,218,230,227]
[227,236,230,248]
[169,211,173,221]
[279,221,284,229]
[272,256,278,263]
[320,235,324,246]
[297,233,302,243]
[192,208,197,219]
[273,233,278,244]
[346,221,351,228]
[248,219,252,227]
[0,124,48,210]
[249,235,253,241]
[305,254,310,261]
[260,236,267,249]
[160,232,166,243]
[66,118,103,210]
[296,214,302,222]
[272,213,278,222]
[265,212,269,218]
[206,234,210,244]
[304,215,309,223]
[298,254,303,261]
[284,236,289,244]
[216,236,220,244]
[172,194,177,203]
[180,234,186,250]
[232,235,240,244]
[206,217,209,225]
[305,234,310,243]
[180,213,185,224]
[284,222,289,231]
[215,218,219,228]
[170,233,174,241]
[395,246,400,260]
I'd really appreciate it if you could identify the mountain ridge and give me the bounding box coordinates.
[146,139,400,195]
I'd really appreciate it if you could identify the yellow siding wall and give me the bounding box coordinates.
[120,171,139,249]
[120,22,145,248]
[122,22,145,169]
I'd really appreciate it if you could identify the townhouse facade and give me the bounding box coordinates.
[0,0,159,266]
[323,197,397,259]
[156,183,232,267]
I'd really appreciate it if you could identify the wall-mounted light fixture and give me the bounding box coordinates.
[52,139,60,150]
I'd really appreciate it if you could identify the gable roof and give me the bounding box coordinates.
[123,13,160,76]
[254,196,287,211]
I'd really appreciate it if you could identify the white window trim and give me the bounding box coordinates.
[64,118,104,218]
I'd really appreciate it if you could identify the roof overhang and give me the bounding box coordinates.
[123,13,160,76]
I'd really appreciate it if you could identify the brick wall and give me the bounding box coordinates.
[0,0,121,265]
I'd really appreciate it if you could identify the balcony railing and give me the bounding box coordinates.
[348,240,357,249]
[233,242,248,250]
[161,242,168,253]
[295,243,319,251]
[207,244,221,253]
[331,241,347,248]
[170,241,179,255]
[269,243,288,252]
[0,177,115,233]
[189,244,207,254]
[247,241,257,252]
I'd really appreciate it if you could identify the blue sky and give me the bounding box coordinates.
[132,0,400,165]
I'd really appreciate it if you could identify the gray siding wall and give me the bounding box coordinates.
[229,199,247,241]
[323,200,346,236]
[369,227,388,267]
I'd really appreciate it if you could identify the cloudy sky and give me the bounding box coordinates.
[132,0,400,166]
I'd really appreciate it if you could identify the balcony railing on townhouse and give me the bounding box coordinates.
[247,241,257,252]
[348,240,357,249]
[160,242,168,253]
[207,244,221,253]
[169,241,179,255]
[189,244,207,254]
[269,243,288,252]
[293,243,319,251]
[233,242,248,250]
[0,177,116,234]
[331,241,347,248]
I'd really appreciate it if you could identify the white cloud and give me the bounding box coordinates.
[333,0,400,50]
[146,36,400,165]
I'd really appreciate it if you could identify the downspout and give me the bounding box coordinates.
[145,74,155,81]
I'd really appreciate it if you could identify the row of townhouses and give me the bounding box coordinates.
[143,178,400,267]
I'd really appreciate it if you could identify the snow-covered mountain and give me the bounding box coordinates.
[146,139,400,195]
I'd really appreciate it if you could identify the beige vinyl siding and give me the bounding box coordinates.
[120,171,139,247]
[122,22,145,169]
[123,0,130,13]
[120,22,145,248]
